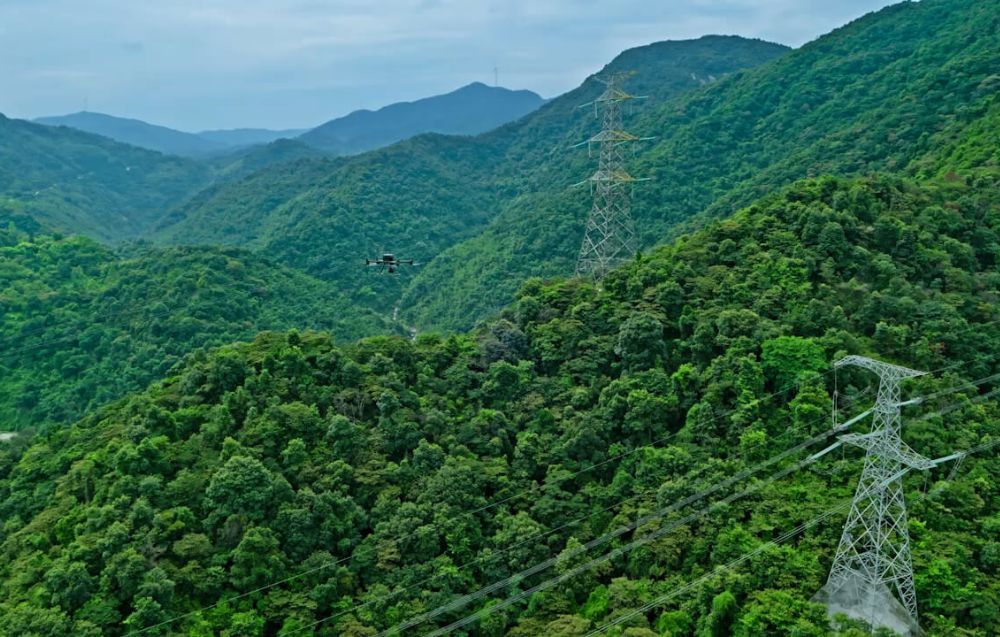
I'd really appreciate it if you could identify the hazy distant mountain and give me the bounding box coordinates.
[34,112,306,157]
[34,84,543,159]
[298,82,545,154]
[197,127,308,147]
[34,111,224,157]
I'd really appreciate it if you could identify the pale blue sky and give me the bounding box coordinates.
[0,0,901,131]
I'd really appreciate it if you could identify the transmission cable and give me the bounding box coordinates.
[415,428,841,637]
[288,420,824,636]
[309,357,992,637]
[380,421,847,636]
[128,358,992,635]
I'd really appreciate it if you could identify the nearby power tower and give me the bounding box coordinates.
[574,72,650,279]
[815,355,935,636]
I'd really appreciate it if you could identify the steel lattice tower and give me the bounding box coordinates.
[816,355,935,636]
[574,72,649,278]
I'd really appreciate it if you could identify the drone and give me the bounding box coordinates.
[365,253,419,274]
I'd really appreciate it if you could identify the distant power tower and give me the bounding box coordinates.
[574,72,651,279]
[815,355,943,636]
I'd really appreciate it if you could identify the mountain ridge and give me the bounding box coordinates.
[34,111,227,157]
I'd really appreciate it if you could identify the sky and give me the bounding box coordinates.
[0,0,901,131]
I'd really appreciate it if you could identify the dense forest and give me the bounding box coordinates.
[1,172,997,635]
[0,226,392,430]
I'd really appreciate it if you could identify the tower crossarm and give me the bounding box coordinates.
[580,130,642,145]
[835,355,927,381]
[894,440,938,471]
[836,433,937,470]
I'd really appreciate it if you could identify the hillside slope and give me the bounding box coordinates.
[0,115,210,241]
[203,139,331,183]
[155,36,789,313]
[298,83,545,154]
[197,127,308,148]
[1,173,997,636]
[399,0,1000,331]
[0,226,394,430]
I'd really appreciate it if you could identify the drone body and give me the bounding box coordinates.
[365,253,417,274]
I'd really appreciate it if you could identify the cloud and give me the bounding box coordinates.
[0,0,900,130]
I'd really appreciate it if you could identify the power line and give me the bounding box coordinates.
[290,421,820,636]
[288,450,716,636]
[382,419,853,636]
[586,500,852,636]
[418,428,840,637]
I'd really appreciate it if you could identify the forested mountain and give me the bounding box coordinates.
[0,115,210,241]
[154,36,789,313]
[399,0,1000,331]
[298,83,545,155]
[2,172,997,636]
[34,112,226,157]
[0,225,393,430]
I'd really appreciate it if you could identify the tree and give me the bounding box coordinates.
[230,526,286,591]
[205,455,276,525]
[706,590,738,637]
[734,590,828,637]
[760,334,825,386]
[616,312,667,372]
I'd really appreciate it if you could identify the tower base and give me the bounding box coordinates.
[813,572,922,636]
